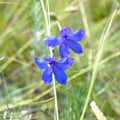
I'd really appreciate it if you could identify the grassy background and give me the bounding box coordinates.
[0,0,120,120]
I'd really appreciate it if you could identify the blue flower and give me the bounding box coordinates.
[33,57,74,85]
[44,27,85,58]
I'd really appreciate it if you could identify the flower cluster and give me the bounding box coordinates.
[34,27,85,85]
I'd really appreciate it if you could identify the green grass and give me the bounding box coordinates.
[0,0,120,120]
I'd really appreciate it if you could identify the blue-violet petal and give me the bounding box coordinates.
[69,29,85,41]
[42,67,52,84]
[59,27,72,38]
[34,57,47,69]
[59,43,70,58]
[56,58,74,70]
[53,66,67,85]
[69,40,83,54]
[44,36,59,47]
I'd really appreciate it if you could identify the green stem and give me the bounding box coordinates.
[80,3,118,120]
[53,75,59,120]
[80,69,97,120]
[40,0,59,120]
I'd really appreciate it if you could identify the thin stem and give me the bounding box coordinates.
[53,75,59,120]
[80,3,118,120]
[65,85,70,120]
[56,20,62,30]
[40,0,59,120]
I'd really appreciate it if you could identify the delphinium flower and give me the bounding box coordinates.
[34,57,74,85]
[44,27,85,58]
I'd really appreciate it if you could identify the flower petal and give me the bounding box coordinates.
[59,27,72,37]
[69,40,83,54]
[44,57,56,64]
[55,58,74,70]
[53,66,67,85]
[69,29,85,41]
[42,67,52,84]
[33,57,47,69]
[44,36,59,47]
[59,43,70,58]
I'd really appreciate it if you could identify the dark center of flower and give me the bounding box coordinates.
[61,35,69,45]
[44,57,56,69]
[49,60,56,65]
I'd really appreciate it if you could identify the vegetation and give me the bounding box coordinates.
[0,0,120,120]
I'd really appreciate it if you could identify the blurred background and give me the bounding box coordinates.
[0,0,120,120]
